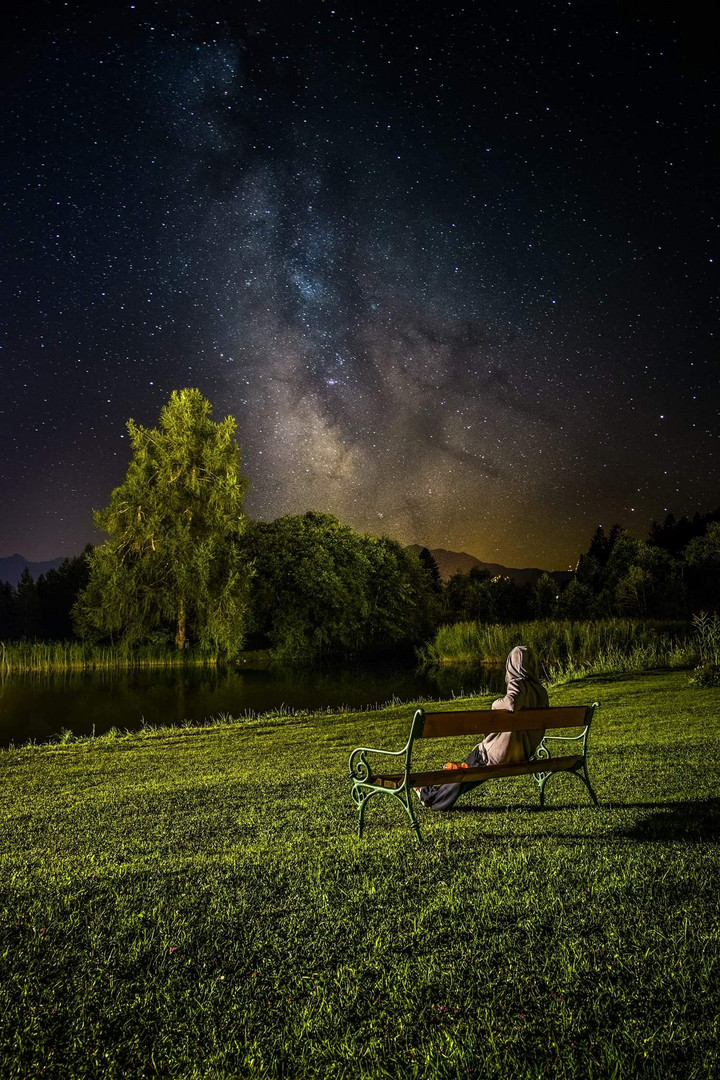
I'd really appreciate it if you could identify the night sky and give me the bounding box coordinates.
[2,1,718,569]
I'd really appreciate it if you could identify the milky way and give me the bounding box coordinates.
[2,2,718,567]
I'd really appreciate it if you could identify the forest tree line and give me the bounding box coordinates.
[444,511,720,627]
[2,510,720,659]
[2,390,719,659]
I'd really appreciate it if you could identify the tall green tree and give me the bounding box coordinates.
[556,577,595,619]
[0,581,16,639]
[242,512,372,659]
[417,548,442,593]
[365,536,437,646]
[74,389,251,653]
[241,512,435,659]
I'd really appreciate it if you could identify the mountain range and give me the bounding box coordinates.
[0,554,66,588]
[0,548,574,590]
[407,546,574,586]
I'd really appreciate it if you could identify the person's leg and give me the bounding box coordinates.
[418,744,487,811]
[418,779,470,811]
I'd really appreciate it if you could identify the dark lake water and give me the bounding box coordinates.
[0,659,507,746]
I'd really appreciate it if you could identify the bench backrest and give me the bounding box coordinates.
[416,706,593,739]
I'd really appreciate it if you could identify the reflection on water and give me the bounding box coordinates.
[0,660,507,746]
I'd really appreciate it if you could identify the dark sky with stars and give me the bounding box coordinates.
[2,1,718,568]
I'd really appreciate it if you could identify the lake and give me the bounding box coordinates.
[0,659,506,746]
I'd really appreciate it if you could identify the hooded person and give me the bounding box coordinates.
[416,645,549,812]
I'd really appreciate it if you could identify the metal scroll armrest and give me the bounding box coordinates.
[348,740,412,784]
[349,708,424,786]
[531,703,599,807]
[535,729,587,758]
[533,702,599,762]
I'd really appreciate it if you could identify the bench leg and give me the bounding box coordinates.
[351,784,371,837]
[351,784,424,841]
[539,764,599,807]
[357,793,368,837]
[580,760,599,806]
[399,790,423,843]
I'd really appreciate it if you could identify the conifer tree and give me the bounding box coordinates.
[74,389,251,653]
[16,568,40,638]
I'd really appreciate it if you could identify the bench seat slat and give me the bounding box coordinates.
[420,707,590,738]
[372,754,584,789]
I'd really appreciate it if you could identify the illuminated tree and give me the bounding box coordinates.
[74,389,251,653]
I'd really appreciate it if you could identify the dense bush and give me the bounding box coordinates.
[241,512,438,660]
[690,663,720,687]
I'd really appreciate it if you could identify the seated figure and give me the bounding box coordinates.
[416,644,548,811]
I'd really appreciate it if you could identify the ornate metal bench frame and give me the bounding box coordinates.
[349,703,599,842]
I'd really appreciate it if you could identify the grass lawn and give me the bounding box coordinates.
[1,671,719,1079]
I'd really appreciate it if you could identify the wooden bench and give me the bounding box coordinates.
[349,703,599,841]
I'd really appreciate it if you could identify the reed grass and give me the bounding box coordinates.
[692,611,720,666]
[689,612,720,687]
[421,618,696,679]
[0,640,224,675]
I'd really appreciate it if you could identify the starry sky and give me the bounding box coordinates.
[2,1,718,569]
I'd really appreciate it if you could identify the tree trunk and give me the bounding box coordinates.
[176,597,186,650]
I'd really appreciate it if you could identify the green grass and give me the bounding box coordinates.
[1,672,719,1078]
[422,618,695,679]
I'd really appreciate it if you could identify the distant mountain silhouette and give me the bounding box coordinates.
[407,545,573,586]
[0,553,65,588]
[0,546,574,591]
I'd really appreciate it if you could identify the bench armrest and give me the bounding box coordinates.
[540,731,588,743]
[535,733,586,764]
[535,731,587,762]
[349,708,424,783]
[349,742,410,782]
[535,703,598,759]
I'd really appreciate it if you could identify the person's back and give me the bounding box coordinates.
[482,644,548,766]
[416,643,548,810]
